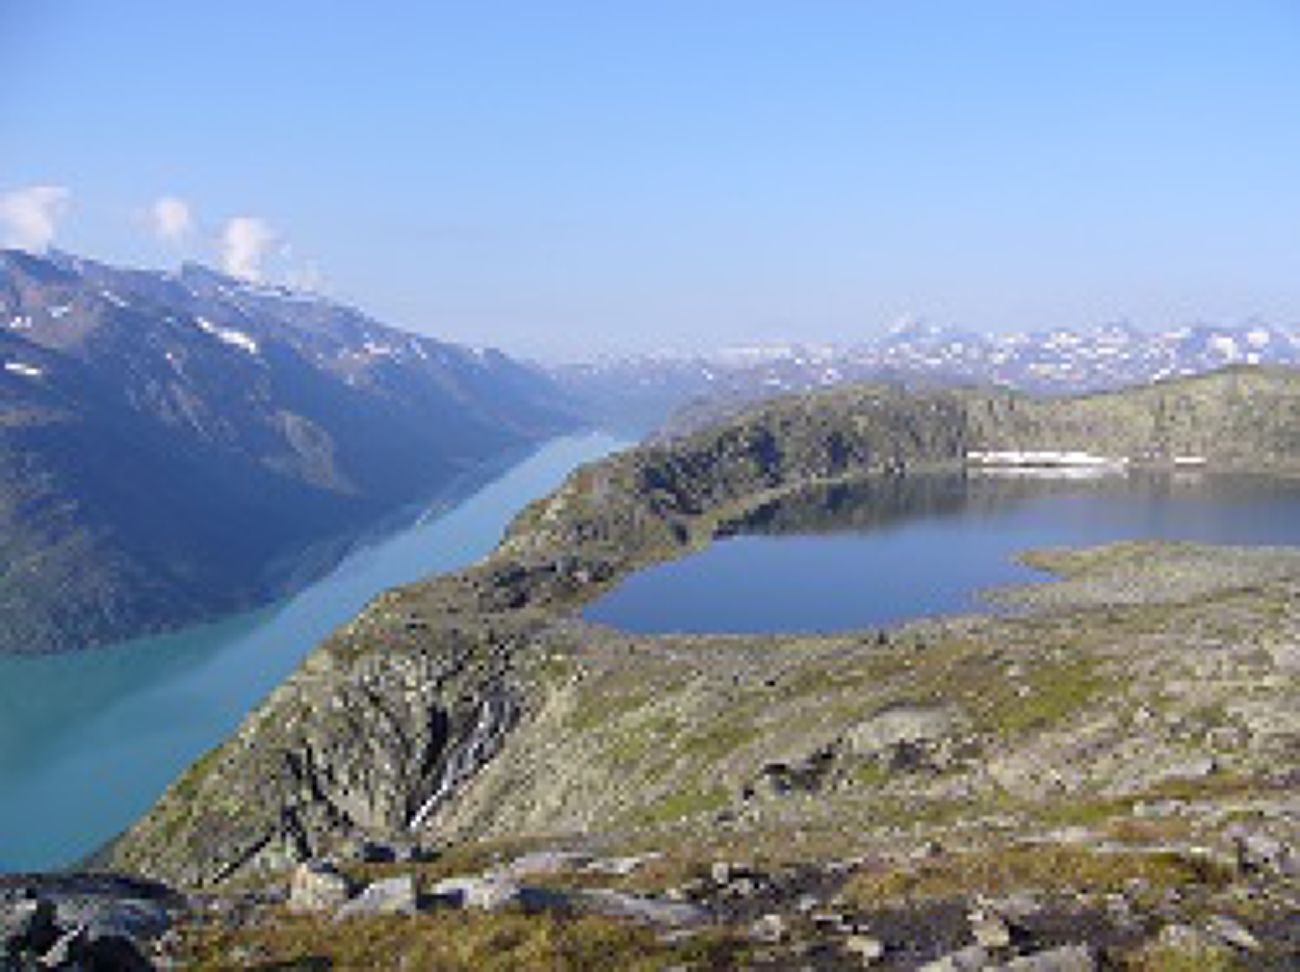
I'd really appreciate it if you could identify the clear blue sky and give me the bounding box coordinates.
[3,1,1299,358]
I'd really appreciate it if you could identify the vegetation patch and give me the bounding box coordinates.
[1121,936,1242,972]
[175,910,750,971]
[635,786,731,827]
[842,843,1232,907]
[980,655,1110,738]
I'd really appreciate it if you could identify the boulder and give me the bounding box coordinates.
[335,876,417,919]
[431,875,522,911]
[811,910,850,932]
[994,944,1095,971]
[1156,923,1225,957]
[429,874,570,914]
[710,861,739,884]
[288,861,353,914]
[44,926,154,971]
[504,850,593,877]
[749,912,787,943]
[40,924,90,968]
[843,933,886,964]
[795,894,820,914]
[919,945,991,972]
[968,907,1014,949]
[53,895,173,943]
[845,706,957,757]
[1,872,179,971]
[1205,914,1260,952]
[725,876,758,898]
[2,897,157,971]
[2,897,59,957]
[582,853,658,876]
[980,892,1042,921]
[1232,831,1294,877]
[578,889,707,927]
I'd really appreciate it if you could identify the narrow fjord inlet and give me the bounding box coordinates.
[0,434,621,871]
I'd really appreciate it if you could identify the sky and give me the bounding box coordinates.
[2,1,1299,359]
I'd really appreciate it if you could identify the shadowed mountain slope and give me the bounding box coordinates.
[0,249,575,652]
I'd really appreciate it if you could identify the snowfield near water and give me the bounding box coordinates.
[195,316,259,355]
[5,361,44,378]
[967,449,1128,469]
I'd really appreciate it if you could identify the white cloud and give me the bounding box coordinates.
[151,196,193,242]
[220,216,275,280]
[0,185,71,251]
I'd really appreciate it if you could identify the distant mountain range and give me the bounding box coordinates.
[553,319,1300,430]
[0,249,575,652]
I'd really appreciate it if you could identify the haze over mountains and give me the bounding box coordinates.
[0,248,575,652]
[555,317,1300,430]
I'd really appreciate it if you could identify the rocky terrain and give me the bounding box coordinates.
[0,249,574,652]
[22,368,1298,968]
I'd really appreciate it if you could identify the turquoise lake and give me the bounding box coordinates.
[587,470,1300,634]
[0,433,623,873]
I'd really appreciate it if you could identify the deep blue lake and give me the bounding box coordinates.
[586,470,1300,635]
[0,433,623,873]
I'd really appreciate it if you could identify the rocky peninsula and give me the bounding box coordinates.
[12,367,1299,969]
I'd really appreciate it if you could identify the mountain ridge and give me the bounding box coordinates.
[0,249,576,653]
[553,318,1300,431]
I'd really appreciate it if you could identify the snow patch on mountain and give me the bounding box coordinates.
[194,316,259,355]
[556,318,1300,428]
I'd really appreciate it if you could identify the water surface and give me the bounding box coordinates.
[0,433,623,872]
[587,470,1300,634]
